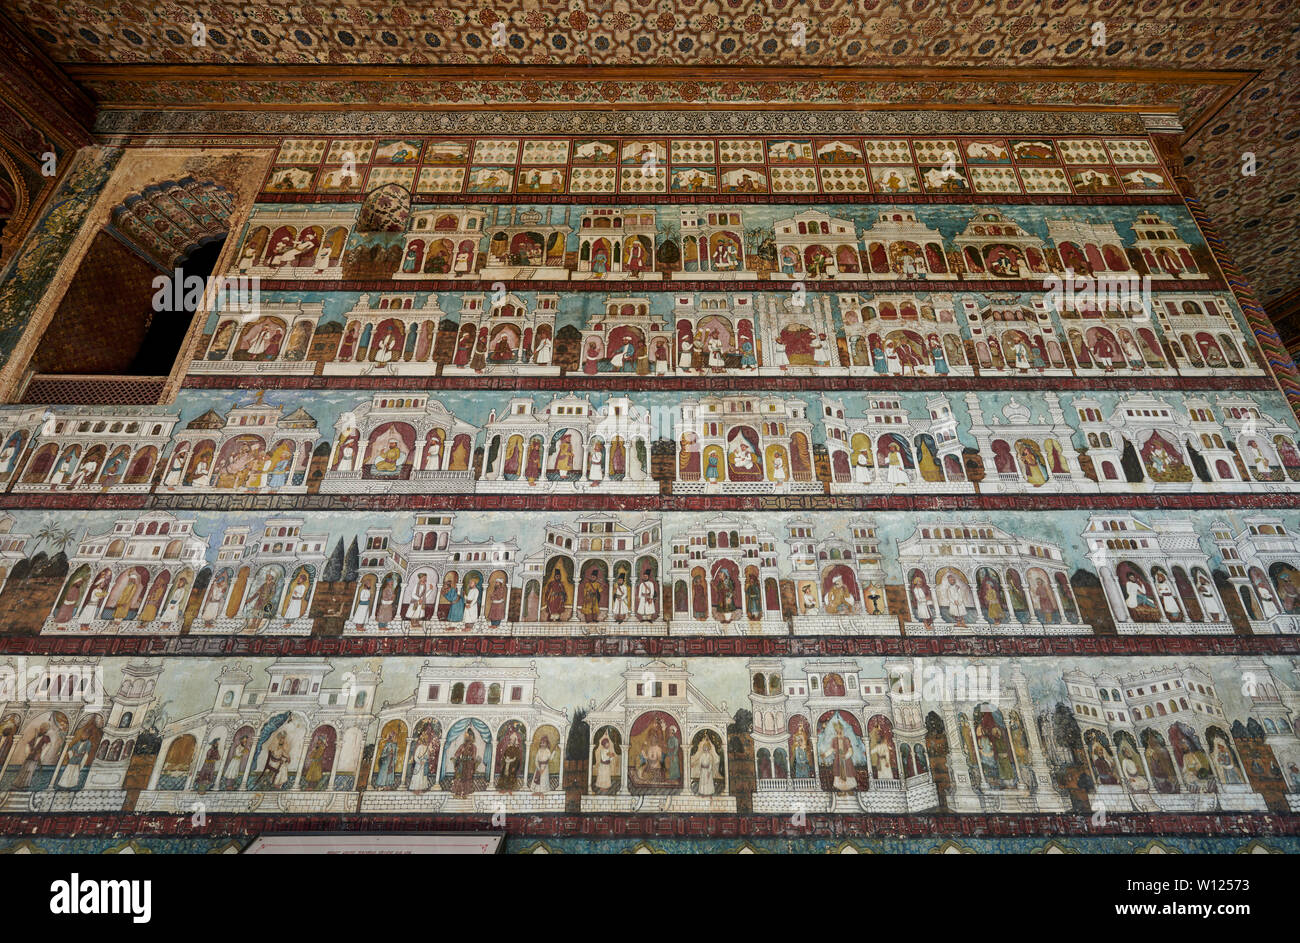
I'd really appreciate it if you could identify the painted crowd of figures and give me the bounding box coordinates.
[231,199,1214,291]
[3,384,1298,502]
[0,508,1292,638]
[193,287,1261,384]
[2,656,1297,820]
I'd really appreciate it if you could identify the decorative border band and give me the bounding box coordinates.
[0,634,1296,659]
[94,109,1151,140]
[3,492,1296,513]
[1,811,1294,840]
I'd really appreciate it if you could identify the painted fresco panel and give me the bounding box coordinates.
[0,126,1298,852]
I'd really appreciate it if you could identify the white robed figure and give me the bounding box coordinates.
[588,444,605,484]
[770,453,788,485]
[312,244,333,274]
[1195,575,1222,621]
[1123,575,1152,610]
[1256,583,1281,618]
[461,578,482,624]
[885,444,909,486]
[1121,751,1149,792]
[336,417,360,472]
[163,452,186,487]
[610,578,631,621]
[200,580,226,621]
[593,734,618,790]
[408,740,430,793]
[1154,573,1182,620]
[938,573,969,624]
[691,738,720,796]
[352,582,374,623]
[532,739,554,793]
[634,576,658,621]
[281,576,308,620]
[854,449,873,485]
[608,339,633,371]
[911,579,934,621]
[812,334,833,369]
[1248,442,1271,475]
[406,576,432,621]
[160,582,188,622]
[57,738,90,790]
[707,335,725,370]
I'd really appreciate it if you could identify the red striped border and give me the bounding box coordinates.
[1,811,1295,839]
[179,374,1282,394]
[246,277,1227,294]
[0,633,1295,659]
[2,491,1295,513]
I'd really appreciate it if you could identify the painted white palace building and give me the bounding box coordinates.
[318,293,452,377]
[46,512,208,635]
[1154,292,1261,377]
[1064,665,1266,812]
[667,515,785,635]
[1235,656,1300,811]
[747,657,939,813]
[1218,393,1300,485]
[673,394,819,495]
[581,660,737,812]
[161,394,318,496]
[1212,517,1300,634]
[366,660,567,814]
[0,514,32,596]
[1083,514,1232,635]
[1072,393,1248,493]
[477,394,657,494]
[965,392,1093,494]
[137,658,380,814]
[783,518,895,634]
[0,657,145,812]
[822,392,972,493]
[445,290,561,376]
[319,393,477,495]
[515,512,667,636]
[345,516,519,635]
[193,298,324,377]
[189,516,329,637]
[897,520,1089,636]
[15,406,178,496]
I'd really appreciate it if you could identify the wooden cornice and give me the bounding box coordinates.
[62,63,1258,86]
[0,11,94,149]
[62,63,1257,137]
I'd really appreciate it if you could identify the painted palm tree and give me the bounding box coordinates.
[33,521,76,555]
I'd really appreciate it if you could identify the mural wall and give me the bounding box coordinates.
[1,124,1298,852]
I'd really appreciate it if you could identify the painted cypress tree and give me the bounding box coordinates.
[343,537,360,582]
[322,538,345,583]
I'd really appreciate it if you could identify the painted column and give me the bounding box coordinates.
[939,701,982,813]
[1008,663,1068,812]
